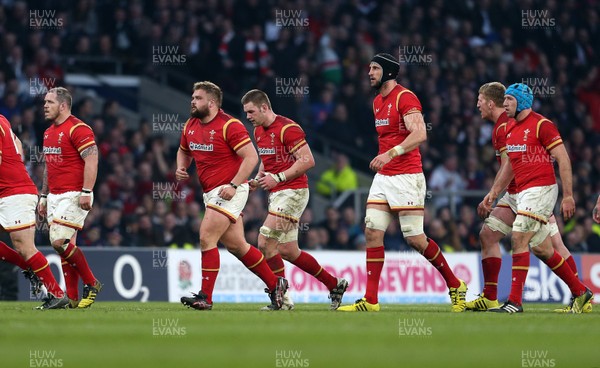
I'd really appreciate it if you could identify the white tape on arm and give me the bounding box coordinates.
[388,145,405,158]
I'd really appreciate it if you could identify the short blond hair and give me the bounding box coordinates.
[241,89,272,110]
[193,81,222,107]
[479,82,506,107]
[47,87,72,109]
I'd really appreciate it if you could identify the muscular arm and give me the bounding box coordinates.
[370,112,427,171]
[177,148,193,170]
[81,145,98,190]
[396,112,428,153]
[175,148,193,181]
[218,143,258,200]
[41,160,49,195]
[550,144,573,198]
[15,136,24,161]
[550,144,575,219]
[482,154,514,210]
[491,153,513,192]
[281,144,315,181]
[231,143,258,186]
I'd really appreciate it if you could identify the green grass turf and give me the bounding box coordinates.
[0,302,598,368]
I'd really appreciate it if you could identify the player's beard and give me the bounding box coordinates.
[371,77,382,90]
[191,105,209,119]
[44,110,59,122]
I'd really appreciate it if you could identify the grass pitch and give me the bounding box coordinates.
[0,302,598,368]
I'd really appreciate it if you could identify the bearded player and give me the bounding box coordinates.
[38,87,102,309]
[338,53,467,312]
[483,83,593,313]
[177,81,288,310]
[466,82,591,313]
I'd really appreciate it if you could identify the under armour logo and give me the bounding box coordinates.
[188,130,195,135]
[14,220,21,224]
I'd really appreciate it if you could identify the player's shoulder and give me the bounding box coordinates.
[0,114,9,136]
[217,110,243,128]
[183,117,199,131]
[276,115,301,130]
[67,115,93,134]
[394,84,418,98]
[532,111,553,124]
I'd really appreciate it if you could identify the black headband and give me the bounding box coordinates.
[371,53,400,84]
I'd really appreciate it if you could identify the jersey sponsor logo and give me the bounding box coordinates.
[375,118,390,127]
[258,147,276,155]
[43,146,62,154]
[506,144,527,152]
[189,142,214,151]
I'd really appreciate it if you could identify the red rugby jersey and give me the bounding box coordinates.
[0,115,37,197]
[492,111,517,194]
[179,110,252,192]
[373,84,423,175]
[505,111,563,192]
[254,115,308,192]
[43,115,96,194]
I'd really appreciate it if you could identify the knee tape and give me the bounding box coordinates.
[49,224,76,245]
[259,226,284,241]
[549,222,559,237]
[279,229,298,243]
[364,208,392,231]
[530,222,551,248]
[399,215,424,237]
[484,215,512,235]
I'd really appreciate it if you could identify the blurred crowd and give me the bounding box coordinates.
[1,0,599,252]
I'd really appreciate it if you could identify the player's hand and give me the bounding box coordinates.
[593,205,600,224]
[560,196,576,220]
[482,191,498,212]
[79,194,92,211]
[37,197,47,217]
[175,167,189,181]
[369,153,392,172]
[258,173,278,190]
[249,178,260,192]
[477,200,492,219]
[218,184,236,200]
